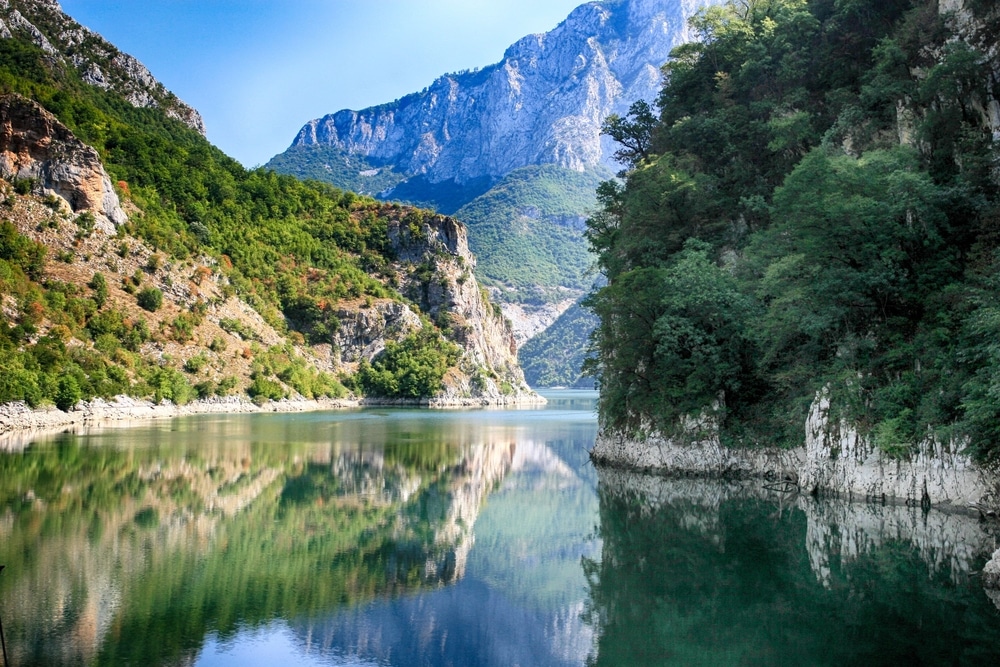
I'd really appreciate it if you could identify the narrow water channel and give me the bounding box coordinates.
[1,391,998,666]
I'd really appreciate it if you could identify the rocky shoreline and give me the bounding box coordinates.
[590,392,998,513]
[0,391,547,449]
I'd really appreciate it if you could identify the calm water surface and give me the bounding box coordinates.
[1,390,999,666]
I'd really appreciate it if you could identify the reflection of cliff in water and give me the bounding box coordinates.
[0,419,515,667]
[285,437,599,667]
[586,469,1000,666]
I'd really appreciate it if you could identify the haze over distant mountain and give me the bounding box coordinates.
[271,0,716,194]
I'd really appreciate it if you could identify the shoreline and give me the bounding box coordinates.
[590,429,996,514]
[0,391,548,448]
[589,392,998,514]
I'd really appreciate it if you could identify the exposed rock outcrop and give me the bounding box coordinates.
[283,0,720,185]
[0,93,126,230]
[0,0,205,134]
[382,210,537,403]
[939,0,1000,142]
[591,389,999,512]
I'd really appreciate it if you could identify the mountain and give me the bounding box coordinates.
[269,0,719,386]
[278,0,713,186]
[0,0,536,415]
[0,0,204,134]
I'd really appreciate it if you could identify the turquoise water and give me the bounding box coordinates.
[1,390,999,666]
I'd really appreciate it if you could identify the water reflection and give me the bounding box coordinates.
[0,392,601,666]
[6,392,996,666]
[585,469,1000,666]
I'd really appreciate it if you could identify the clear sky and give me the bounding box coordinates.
[58,0,586,167]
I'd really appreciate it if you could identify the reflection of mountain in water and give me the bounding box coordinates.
[294,581,590,667]
[586,469,1000,666]
[286,437,600,667]
[0,420,516,667]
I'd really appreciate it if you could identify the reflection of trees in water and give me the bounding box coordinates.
[584,470,1000,667]
[0,432,515,667]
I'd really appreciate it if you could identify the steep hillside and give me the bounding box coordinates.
[0,2,536,417]
[1,0,204,134]
[585,0,1000,461]
[518,300,597,388]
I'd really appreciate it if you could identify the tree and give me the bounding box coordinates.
[88,271,108,309]
[601,100,657,171]
[586,240,755,431]
[56,375,82,411]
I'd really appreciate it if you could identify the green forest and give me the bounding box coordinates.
[0,29,465,405]
[585,0,1000,462]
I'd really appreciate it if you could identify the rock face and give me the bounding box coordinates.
[591,389,999,512]
[330,208,537,404]
[0,93,126,230]
[286,0,718,185]
[0,0,205,135]
[939,0,1000,142]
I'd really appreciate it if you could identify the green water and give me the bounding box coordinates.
[0,392,998,666]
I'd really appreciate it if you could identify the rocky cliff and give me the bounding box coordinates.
[332,207,536,403]
[0,93,126,230]
[281,0,718,186]
[590,387,999,513]
[0,0,205,134]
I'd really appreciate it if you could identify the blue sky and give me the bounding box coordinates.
[59,0,586,167]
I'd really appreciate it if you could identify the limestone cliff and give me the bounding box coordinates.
[332,207,536,403]
[0,0,205,134]
[282,0,719,186]
[590,387,998,513]
[0,93,126,230]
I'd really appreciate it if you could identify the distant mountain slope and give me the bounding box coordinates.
[454,164,610,301]
[519,300,597,389]
[274,0,714,188]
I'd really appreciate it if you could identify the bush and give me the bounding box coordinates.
[137,287,163,312]
[248,374,286,402]
[357,329,461,398]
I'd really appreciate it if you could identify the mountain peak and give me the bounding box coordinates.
[279,0,719,186]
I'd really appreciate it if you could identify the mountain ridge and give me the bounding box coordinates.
[281,0,718,187]
[1,0,205,135]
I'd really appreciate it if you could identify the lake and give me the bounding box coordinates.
[1,390,999,666]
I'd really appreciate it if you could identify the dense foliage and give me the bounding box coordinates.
[352,329,462,399]
[585,0,1000,460]
[0,32,463,406]
[265,144,407,197]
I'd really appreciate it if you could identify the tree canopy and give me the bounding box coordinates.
[585,0,1000,460]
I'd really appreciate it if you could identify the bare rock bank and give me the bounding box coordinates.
[591,391,1000,513]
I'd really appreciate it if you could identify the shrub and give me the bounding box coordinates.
[137,287,163,312]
